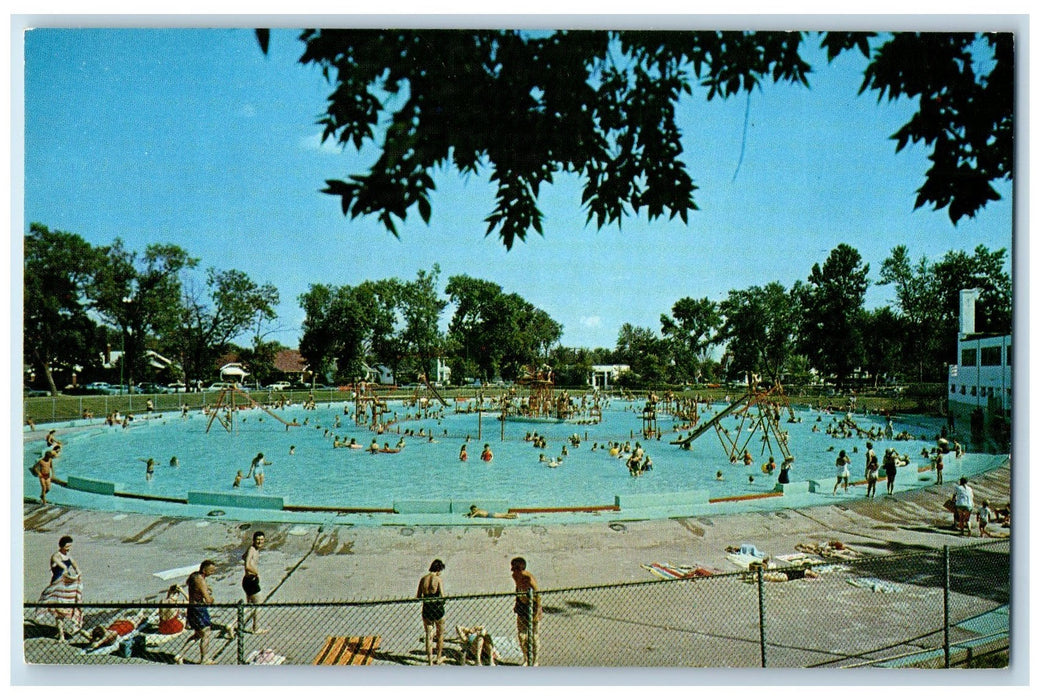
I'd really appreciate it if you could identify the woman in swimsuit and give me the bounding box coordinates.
[80,611,149,650]
[417,559,446,665]
[158,584,187,635]
[36,535,83,640]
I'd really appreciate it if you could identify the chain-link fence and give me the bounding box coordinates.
[23,389,359,426]
[23,539,1009,668]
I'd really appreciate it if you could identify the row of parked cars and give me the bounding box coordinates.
[26,380,344,397]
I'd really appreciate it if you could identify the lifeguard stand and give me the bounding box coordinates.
[641,399,659,438]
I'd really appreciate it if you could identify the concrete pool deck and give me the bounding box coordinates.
[19,457,1013,676]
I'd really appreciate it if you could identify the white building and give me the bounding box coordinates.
[361,362,395,385]
[435,358,451,385]
[589,364,630,390]
[947,288,1011,441]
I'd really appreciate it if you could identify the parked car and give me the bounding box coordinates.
[166,381,187,393]
[23,387,49,397]
[137,382,168,394]
[81,382,115,395]
[207,382,236,391]
[266,381,291,391]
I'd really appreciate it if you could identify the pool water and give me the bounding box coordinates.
[24,399,966,510]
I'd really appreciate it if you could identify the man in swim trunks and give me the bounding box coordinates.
[242,531,268,634]
[176,560,217,664]
[32,451,55,504]
[416,559,446,665]
[511,557,541,667]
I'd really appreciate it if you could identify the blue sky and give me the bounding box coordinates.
[22,26,1014,351]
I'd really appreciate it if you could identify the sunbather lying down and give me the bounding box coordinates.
[77,610,150,652]
[763,568,820,583]
[455,625,497,665]
[466,505,517,519]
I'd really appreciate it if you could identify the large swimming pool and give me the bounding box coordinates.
[25,398,979,511]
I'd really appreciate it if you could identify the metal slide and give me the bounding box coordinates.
[674,392,751,447]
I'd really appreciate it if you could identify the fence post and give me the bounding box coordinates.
[942,545,951,669]
[757,566,767,668]
[237,602,245,665]
[525,597,534,667]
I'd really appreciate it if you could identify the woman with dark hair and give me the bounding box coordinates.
[417,559,446,665]
[34,535,83,641]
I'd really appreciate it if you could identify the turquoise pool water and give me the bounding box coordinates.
[24,399,977,511]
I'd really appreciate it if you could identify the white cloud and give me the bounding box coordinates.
[239,103,257,118]
[299,132,342,154]
[580,316,602,328]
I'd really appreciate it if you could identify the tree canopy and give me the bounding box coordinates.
[24,225,282,393]
[261,29,1013,249]
[797,243,871,386]
[444,274,563,382]
[175,268,280,385]
[24,224,105,394]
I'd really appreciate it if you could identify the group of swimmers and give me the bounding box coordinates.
[458,443,495,462]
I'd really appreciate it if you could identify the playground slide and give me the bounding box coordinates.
[423,379,449,407]
[205,387,297,433]
[675,393,751,447]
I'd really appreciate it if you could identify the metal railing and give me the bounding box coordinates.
[23,539,1009,668]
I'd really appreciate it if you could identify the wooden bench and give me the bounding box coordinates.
[313,635,381,665]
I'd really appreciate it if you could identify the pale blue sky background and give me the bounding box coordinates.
[22,26,1014,351]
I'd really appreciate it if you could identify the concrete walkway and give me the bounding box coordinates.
[19,462,1012,674]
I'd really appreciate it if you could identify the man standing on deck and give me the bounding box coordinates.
[176,560,218,664]
[511,557,542,667]
[242,531,268,634]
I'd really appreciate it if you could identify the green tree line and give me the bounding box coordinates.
[25,222,1010,395]
[24,223,281,395]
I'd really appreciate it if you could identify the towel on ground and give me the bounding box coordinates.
[145,627,189,646]
[847,576,903,593]
[490,635,525,665]
[246,648,286,665]
[774,553,825,567]
[726,552,768,570]
[796,541,861,560]
[641,562,717,579]
[725,543,766,557]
